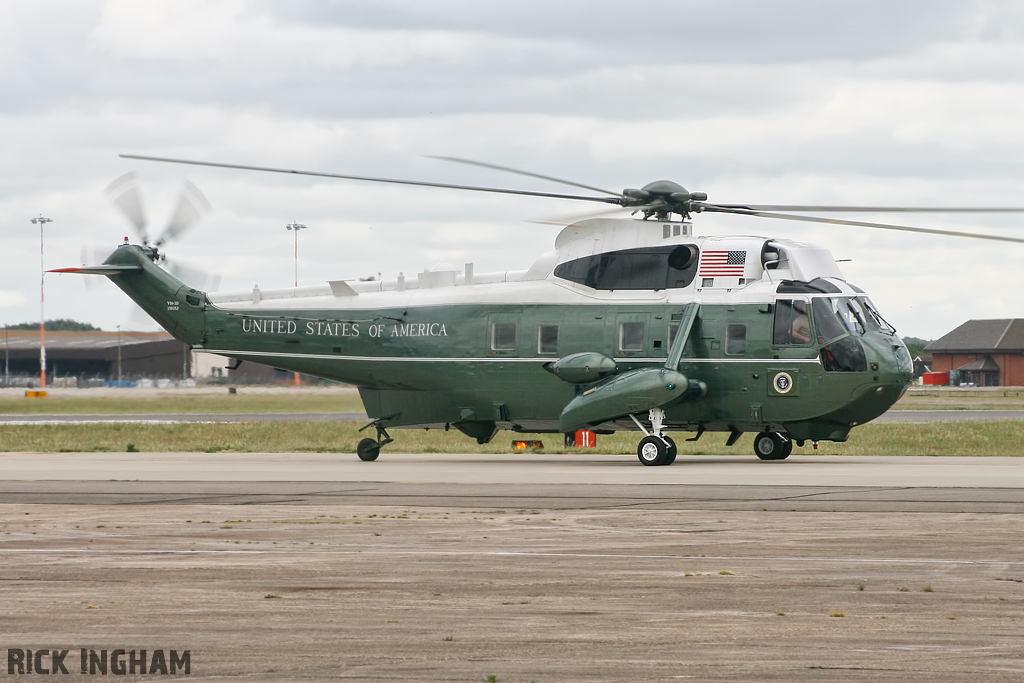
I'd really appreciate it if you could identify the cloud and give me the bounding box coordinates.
[1,0,1024,339]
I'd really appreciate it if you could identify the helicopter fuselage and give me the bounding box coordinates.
[93,217,914,450]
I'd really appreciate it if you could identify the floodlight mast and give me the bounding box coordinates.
[286,222,307,287]
[285,222,308,387]
[30,216,52,389]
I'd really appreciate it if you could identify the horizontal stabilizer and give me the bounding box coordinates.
[48,265,143,275]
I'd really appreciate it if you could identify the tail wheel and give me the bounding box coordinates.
[754,432,791,460]
[356,438,381,461]
[638,435,672,466]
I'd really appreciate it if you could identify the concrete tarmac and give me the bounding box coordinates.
[4,452,1024,681]
[3,450,1024,489]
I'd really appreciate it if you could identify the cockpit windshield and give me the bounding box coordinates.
[858,297,897,335]
[811,296,896,338]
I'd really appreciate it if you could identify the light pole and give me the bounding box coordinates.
[286,222,307,287]
[285,222,307,387]
[30,216,52,388]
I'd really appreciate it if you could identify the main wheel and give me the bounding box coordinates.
[663,436,678,465]
[638,435,671,466]
[356,437,381,461]
[754,432,789,460]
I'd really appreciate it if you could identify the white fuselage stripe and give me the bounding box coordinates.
[200,349,822,365]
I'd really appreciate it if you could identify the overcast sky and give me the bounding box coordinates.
[2,0,1024,340]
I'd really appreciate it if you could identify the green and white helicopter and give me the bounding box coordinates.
[54,155,1024,465]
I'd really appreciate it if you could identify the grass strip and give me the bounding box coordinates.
[2,420,1023,456]
[0,391,364,415]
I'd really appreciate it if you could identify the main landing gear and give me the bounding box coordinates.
[630,407,677,466]
[753,431,793,460]
[356,419,394,461]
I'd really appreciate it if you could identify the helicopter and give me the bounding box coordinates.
[52,154,1024,466]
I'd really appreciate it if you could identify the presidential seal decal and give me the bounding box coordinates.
[773,371,794,394]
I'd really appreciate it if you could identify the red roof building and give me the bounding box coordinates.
[925,319,1024,387]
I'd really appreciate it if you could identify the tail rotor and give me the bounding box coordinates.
[104,172,220,292]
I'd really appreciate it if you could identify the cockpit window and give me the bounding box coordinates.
[810,297,868,372]
[811,296,895,337]
[811,298,846,343]
[813,297,864,339]
[773,299,811,345]
[858,297,896,335]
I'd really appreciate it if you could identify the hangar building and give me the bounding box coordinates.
[1,330,190,386]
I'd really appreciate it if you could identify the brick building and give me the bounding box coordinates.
[926,319,1024,387]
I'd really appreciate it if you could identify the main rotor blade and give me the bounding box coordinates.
[713,204,1024,213]
[120,154,623,206]
[425,155,624,198]
[104,172,148,243]
[527,206,636,226]
[701,204,1024,244]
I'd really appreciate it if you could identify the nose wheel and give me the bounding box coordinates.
[637,435,677,466]
[753,431,793,460]
[632,408,678,466]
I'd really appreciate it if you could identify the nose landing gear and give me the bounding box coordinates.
[631,407,677,466]
[753,431,793,460]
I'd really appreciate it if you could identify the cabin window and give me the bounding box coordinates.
[725,324,747,355]
[538,325,558,354]
[667,323,680,349]
[491,322,517,351]
[619,322,645,352]
[773,299,810,345]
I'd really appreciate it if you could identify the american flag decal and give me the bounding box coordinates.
[698,250,747,277]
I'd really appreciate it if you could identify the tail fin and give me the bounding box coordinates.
[52,244,208,345]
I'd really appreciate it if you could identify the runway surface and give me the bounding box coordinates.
[2,451,1024,512]
[4,450,1024,679]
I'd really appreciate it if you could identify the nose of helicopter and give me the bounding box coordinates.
[841,337,915,427]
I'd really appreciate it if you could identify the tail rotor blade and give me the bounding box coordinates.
[105,172,149,243]
[166,258,221,292]
[80,244,100,289]
[154,179,211,247]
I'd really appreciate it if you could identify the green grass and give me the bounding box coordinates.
[0,389,364,415]
[2,385,1023,455]
[2,419,1024,455]
[892,387,1024,411]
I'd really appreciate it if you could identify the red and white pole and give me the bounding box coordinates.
[31,216,52,388]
